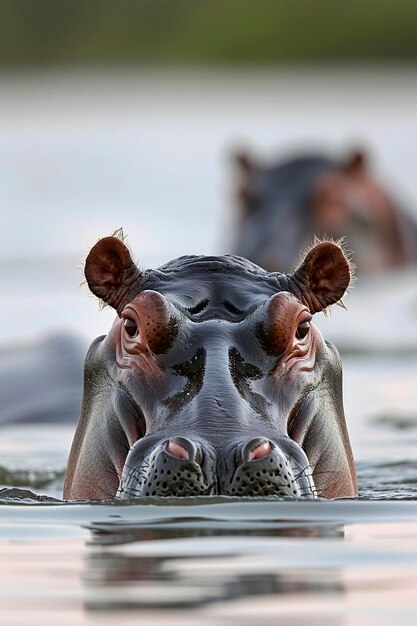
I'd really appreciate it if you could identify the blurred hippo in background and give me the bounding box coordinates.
[232,148,417,274]
[64,231,357,501]
[0,334,84,426]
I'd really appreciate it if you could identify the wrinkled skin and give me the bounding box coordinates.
[64,236,357,500]
[233,148,417,273]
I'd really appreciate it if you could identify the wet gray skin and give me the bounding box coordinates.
[64,235,357,500]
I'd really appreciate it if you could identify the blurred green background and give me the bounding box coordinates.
[1,0,417,67]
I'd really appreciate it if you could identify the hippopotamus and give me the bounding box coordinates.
[64,233,357,500]
[233,148,417,274]
[0,334,84,426]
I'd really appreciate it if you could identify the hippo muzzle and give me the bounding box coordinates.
[64,233,357,500]
[117,435,316,499]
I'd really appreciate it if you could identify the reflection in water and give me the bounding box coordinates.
[2,502,417,625]
[84,523,344,613]
[89,523,344,545]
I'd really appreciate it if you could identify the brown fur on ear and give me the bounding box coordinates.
[84,234,141,314]
[233,150,255,175]
[343,149,367,175]
[291,240,353,313]
[233,150,258,217]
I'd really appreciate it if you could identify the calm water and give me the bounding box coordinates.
[2,69,417,624]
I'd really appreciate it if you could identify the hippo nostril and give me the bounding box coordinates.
[165,437,201,464]
[248,440,273,461]
[166,440,190,460]
[240,437,275,464]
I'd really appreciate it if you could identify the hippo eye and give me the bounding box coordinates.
[123,318,138,337]
[296,320,310,340]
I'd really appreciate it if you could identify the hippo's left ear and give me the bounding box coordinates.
[85,235,141,314]
[343,149,367,174]
[291,242,352,313]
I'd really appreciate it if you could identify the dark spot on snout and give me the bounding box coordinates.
[228,347,270,418]
[256,321,283,357]
[163,348,206,414]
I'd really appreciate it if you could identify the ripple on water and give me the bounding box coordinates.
[1,456,417,503]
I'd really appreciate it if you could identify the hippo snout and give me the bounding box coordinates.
[117,436,317,499]
[222,437,317,498]
[117,436,216,498]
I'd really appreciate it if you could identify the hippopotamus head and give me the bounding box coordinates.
[64,234,357,500]
[233,148,416,273]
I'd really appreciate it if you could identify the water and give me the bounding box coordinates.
[1,499,417,625]
[2,68,417,624]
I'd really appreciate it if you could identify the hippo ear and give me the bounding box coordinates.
[84,235,141,314]
[291,241,352,313]
[343,149,367,174]
[233,150,258,215]
[234,150,256,174]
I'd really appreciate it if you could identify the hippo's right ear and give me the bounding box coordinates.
[233,150,255,175]
[342,149,367,174]
[84,236,141,314]
[291,241,352,313]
